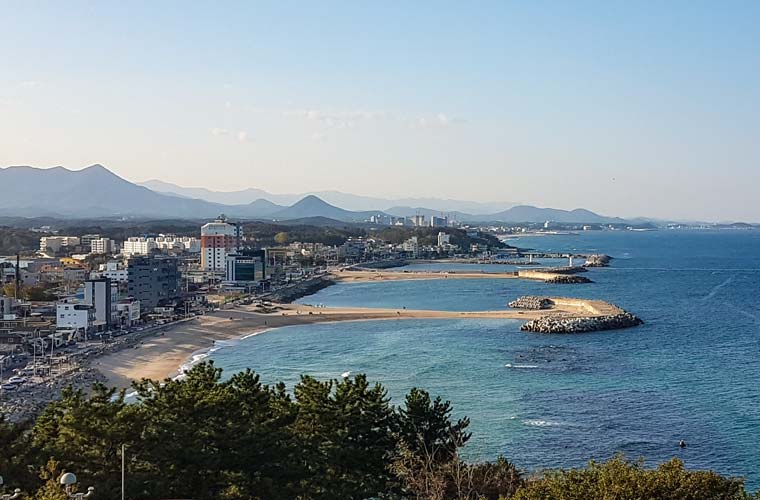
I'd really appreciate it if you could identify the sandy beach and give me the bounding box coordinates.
[95,299,616,390]
[331,269,520,282]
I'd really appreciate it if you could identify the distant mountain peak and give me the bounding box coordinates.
[294,194,332,206]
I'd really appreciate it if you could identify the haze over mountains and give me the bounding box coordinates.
[139,179,515,214]
[1,164,627,224]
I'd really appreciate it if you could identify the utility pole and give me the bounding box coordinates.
[121,444,126,500]
[14,254,20,300]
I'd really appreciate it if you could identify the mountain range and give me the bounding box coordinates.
[139,179,516,214]
[0,164,627,224]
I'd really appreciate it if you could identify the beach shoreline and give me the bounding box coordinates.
[95,298,621,390]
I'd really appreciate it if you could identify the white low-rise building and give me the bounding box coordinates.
[56,302,95,331]
[123,236,200,256]
[95,261,129,282]
[123,237,158,256]
[40,236,80,253]
[116,299,141,326]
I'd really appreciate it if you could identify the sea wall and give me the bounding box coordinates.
[354,259,408,270]
[268,276,335,303]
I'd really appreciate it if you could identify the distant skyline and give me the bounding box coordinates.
[1,2,759,221]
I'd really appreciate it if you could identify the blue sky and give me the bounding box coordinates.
[1,1,758,220]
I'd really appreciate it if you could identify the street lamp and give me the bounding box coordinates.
[59,473,95,499]
[0,475,22,500]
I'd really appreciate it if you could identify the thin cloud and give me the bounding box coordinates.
[283,107,464,130]
[211,127,229,136]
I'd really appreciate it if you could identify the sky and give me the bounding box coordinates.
[1,1,759,221]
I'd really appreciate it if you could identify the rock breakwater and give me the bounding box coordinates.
[544,275,593,284]
[508,296,553,310]
[521,311,643,333]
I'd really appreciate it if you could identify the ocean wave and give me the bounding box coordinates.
[523,419,562,427]
[505,364,539,369]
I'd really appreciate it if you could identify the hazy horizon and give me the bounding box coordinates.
[1,2,758,221]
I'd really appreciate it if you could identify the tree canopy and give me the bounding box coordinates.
[0,362,756,500]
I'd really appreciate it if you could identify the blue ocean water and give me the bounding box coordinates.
[209,230,760,487]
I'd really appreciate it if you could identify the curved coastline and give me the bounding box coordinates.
[96,295,636,390]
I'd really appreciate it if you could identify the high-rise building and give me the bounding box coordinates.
[430,216,448,228]
[411,214,426,227]
[201,215,240,271]
[127,255,181,312]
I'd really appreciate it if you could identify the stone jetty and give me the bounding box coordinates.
[521,311,643,333]
[508,296,553,310]
[544,275,593,284]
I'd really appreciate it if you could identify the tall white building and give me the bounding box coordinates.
[201,216,239,271]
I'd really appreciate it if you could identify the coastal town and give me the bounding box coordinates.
[0,212,635,422]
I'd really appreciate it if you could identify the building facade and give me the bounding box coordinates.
[225,250,265,283]
[40,236,80,253]
[127,255,181,312]
[123,237,158,256]
[201,216,240,271]
[90,237,116,255]
[56,302,95,331]
[83,278,119,329]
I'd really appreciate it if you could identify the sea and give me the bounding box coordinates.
[207,230,760,487]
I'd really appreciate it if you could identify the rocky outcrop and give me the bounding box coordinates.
[508,296,553,310]
[544,275,593,284]
[583,254,612,267]
[521,311,643,333]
